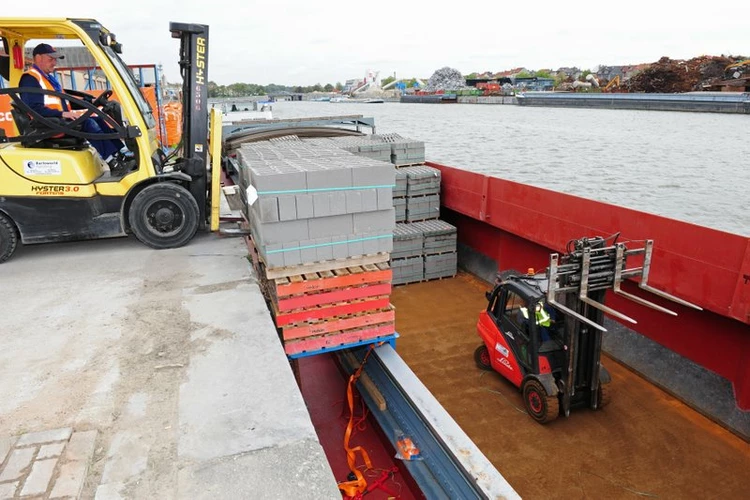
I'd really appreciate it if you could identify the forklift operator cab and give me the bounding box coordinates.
[0,18,221,264]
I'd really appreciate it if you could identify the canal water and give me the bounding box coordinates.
[268,101,748,236]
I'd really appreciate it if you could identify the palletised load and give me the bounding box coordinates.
[237,141,395,269]
[237,137,398,357]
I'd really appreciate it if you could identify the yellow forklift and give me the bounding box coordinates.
[0,18,222,263]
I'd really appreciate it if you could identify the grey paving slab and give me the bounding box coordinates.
[0,437,16,466]
[0,448,34,482]
[20,458,57,496]
[0,233,337,499]
[16,428,72,447]
[64,430,97,462]
[50,460,89,499]
[38,442,65,459]
[0,482,18,498]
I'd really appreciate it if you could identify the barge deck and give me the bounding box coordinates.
[391,272,750,498]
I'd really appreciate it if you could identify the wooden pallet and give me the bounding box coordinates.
[273,262,391,296]
[283,323,396,356]
[273,296,391,327]
[275,282,392,311]
[281,308,395,341]
[405,216,440,223]
[393,274,456,287]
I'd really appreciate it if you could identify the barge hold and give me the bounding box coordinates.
[516,91,750,113]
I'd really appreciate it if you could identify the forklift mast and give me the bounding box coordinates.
[545,235,702,415]
[169,22,210,225]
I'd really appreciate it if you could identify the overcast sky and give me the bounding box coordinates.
[5,2,748,86]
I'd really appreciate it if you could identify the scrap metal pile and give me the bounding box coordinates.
[423,67,468,92]
[625,55,747,92]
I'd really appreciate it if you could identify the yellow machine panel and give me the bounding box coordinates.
[0,143,102,197]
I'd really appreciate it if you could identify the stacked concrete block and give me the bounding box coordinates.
[251,212,394,268]
[304,134,425,167]
[403,165,441,196]
[396,165,441,222]
[413,220,457,254]
[378,133,426,165]
[392,223,424,260]
[304,136,392,163]
[394,168,407,197]
[424,253,458,280]
[393,168,407,222]
[414,220,458,280]
[391,256,424,285]
[393,197,406,223]
[238,141,395,269]
[406,194,440,222]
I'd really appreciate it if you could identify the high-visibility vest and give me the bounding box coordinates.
[520,305,552,327]
[23,67,64,111]
[535,306,551,327]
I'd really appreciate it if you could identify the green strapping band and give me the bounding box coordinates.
[257,184,396,195]
[266,234,392,254]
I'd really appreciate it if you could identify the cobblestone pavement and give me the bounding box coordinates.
[0,429,97,499]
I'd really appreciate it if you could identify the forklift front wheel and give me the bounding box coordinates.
[522,379,559,424]
[129,183,199,249]
[0,213,19,264]
[474,345,492,371]
[597,383,611,409]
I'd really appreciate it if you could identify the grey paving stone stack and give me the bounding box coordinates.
[400,165,441,222]
[392,223,423,260]
[424,252,458,280]
[393,197,406,223]
[378,133,426,165]
[393,168,407,222]
[413,220,458,280]
[394,168,407,197]
[391,256,424,285]
[304,136,392,163]
[403,165,441,196]
[406,193,440,222]
[237,140,395,269]
[391,223,424,285]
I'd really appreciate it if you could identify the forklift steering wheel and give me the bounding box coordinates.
[93,89,113,107]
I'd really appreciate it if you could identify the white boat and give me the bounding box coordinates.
[215,101,273,123]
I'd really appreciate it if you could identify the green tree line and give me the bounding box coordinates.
[208,81,344,97]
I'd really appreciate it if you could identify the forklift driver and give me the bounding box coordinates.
[19,43,131,172]
[520,302,554,341]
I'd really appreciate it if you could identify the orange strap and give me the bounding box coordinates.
[337,346,378,497]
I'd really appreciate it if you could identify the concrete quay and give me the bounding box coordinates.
[0,233,340,499]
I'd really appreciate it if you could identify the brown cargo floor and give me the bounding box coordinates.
[391,271,750,499]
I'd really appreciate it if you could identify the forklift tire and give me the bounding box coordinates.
[128,183,199,249]
[522,379,560,424]
[0,213,19,264]
[474,345,493,371]
[597,383,611,409]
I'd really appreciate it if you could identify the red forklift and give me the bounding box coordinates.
[474,234,701,423]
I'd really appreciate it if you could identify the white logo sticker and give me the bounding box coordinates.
[24,160,61,176]
[495,343,509,357]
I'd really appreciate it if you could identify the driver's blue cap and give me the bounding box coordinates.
[32,43,64,59]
